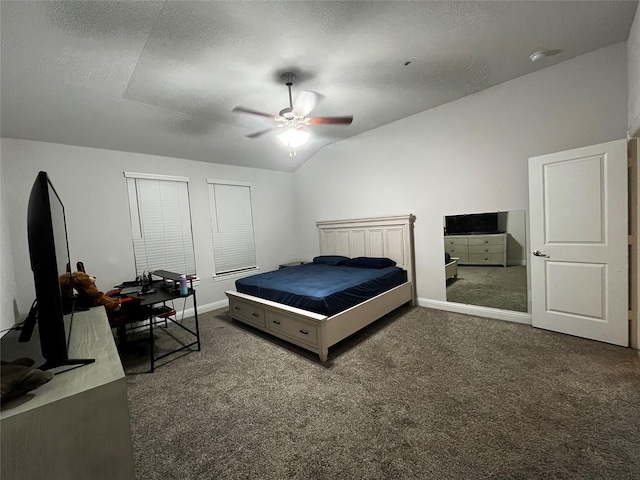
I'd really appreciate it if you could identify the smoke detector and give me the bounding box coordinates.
[529,51,548,63]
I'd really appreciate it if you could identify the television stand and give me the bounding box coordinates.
[1,307,135,479]
[40,357,96,373]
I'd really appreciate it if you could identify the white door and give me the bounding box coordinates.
[528,139,628,346]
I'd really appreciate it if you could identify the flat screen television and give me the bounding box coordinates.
[445,212,500,235]
[20,171,93,371]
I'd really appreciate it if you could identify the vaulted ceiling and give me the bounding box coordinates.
[1,1,637,172]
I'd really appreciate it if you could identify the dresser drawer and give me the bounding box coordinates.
[446,248,468,261]
[468,253,505,264]
[229,298,265,327]
[266,311,318,347]
[469,245,504,254]
[468,235,505,246]
[444,237,468,247]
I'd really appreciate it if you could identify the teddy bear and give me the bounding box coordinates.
[59,271,121,312]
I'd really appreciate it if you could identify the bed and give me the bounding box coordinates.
[446,254,459,280]
[225,215,416,362]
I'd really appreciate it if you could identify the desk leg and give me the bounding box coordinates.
[148,310,154,373]
[192,290,201,351]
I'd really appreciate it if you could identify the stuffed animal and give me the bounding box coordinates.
[59,271,121,312]
[1,358,53,403]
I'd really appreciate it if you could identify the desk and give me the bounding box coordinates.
[121,280,201,372]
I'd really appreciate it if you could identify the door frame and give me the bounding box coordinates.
[630,130,639,350]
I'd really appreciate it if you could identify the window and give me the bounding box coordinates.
[125,172,196,276]
[207,179,257,277]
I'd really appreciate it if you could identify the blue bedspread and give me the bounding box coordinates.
[235,263,407,316]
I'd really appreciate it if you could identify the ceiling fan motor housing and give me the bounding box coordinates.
[279,107,295,118]
[280,72,296,84]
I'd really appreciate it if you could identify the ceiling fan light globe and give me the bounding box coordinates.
[278,128,310,148]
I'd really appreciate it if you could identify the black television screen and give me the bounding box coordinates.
[445,212,500,235]
[23,171,93,371]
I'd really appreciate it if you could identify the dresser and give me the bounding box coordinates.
[1,307,135,480]
[444,233,507,267]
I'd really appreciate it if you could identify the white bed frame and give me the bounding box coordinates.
[446,257,459,280]
[225,215,416,362]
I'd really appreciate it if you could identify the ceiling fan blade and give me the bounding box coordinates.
[306,116,353,125]
[246,125,282,139]
[233,106,278,119]
[292,91,322,117]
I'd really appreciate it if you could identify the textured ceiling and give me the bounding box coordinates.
[1,1,637,172]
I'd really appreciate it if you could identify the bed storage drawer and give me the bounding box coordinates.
[229,298,265,327]
[266,310,319,347]
[445,258,459,280]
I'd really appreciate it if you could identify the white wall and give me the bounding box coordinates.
[1,145,19,332]
[1,41,630,328]
[1,139,297,321]
[629,5,640,135]
[501,210,526,266]
[294,42,628,306]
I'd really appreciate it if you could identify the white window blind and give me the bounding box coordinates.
[125,172,196,277]
[207,179,257,276]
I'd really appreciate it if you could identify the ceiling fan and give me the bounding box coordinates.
[232,72,353,156]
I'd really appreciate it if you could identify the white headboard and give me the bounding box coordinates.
[316,214,416,289]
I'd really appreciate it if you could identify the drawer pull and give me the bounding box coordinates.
[484,240,488,244]
[484,249,488,252]
[272,319,281,325]
[234,306,240,310]
[252,313,260,317]
[299,329,309,335]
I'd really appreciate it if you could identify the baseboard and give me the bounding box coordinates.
[418,298,532,325]
[182,298,229,319]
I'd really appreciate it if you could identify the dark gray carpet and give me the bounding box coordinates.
[447,265,527,312]
[124,307,640,479]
